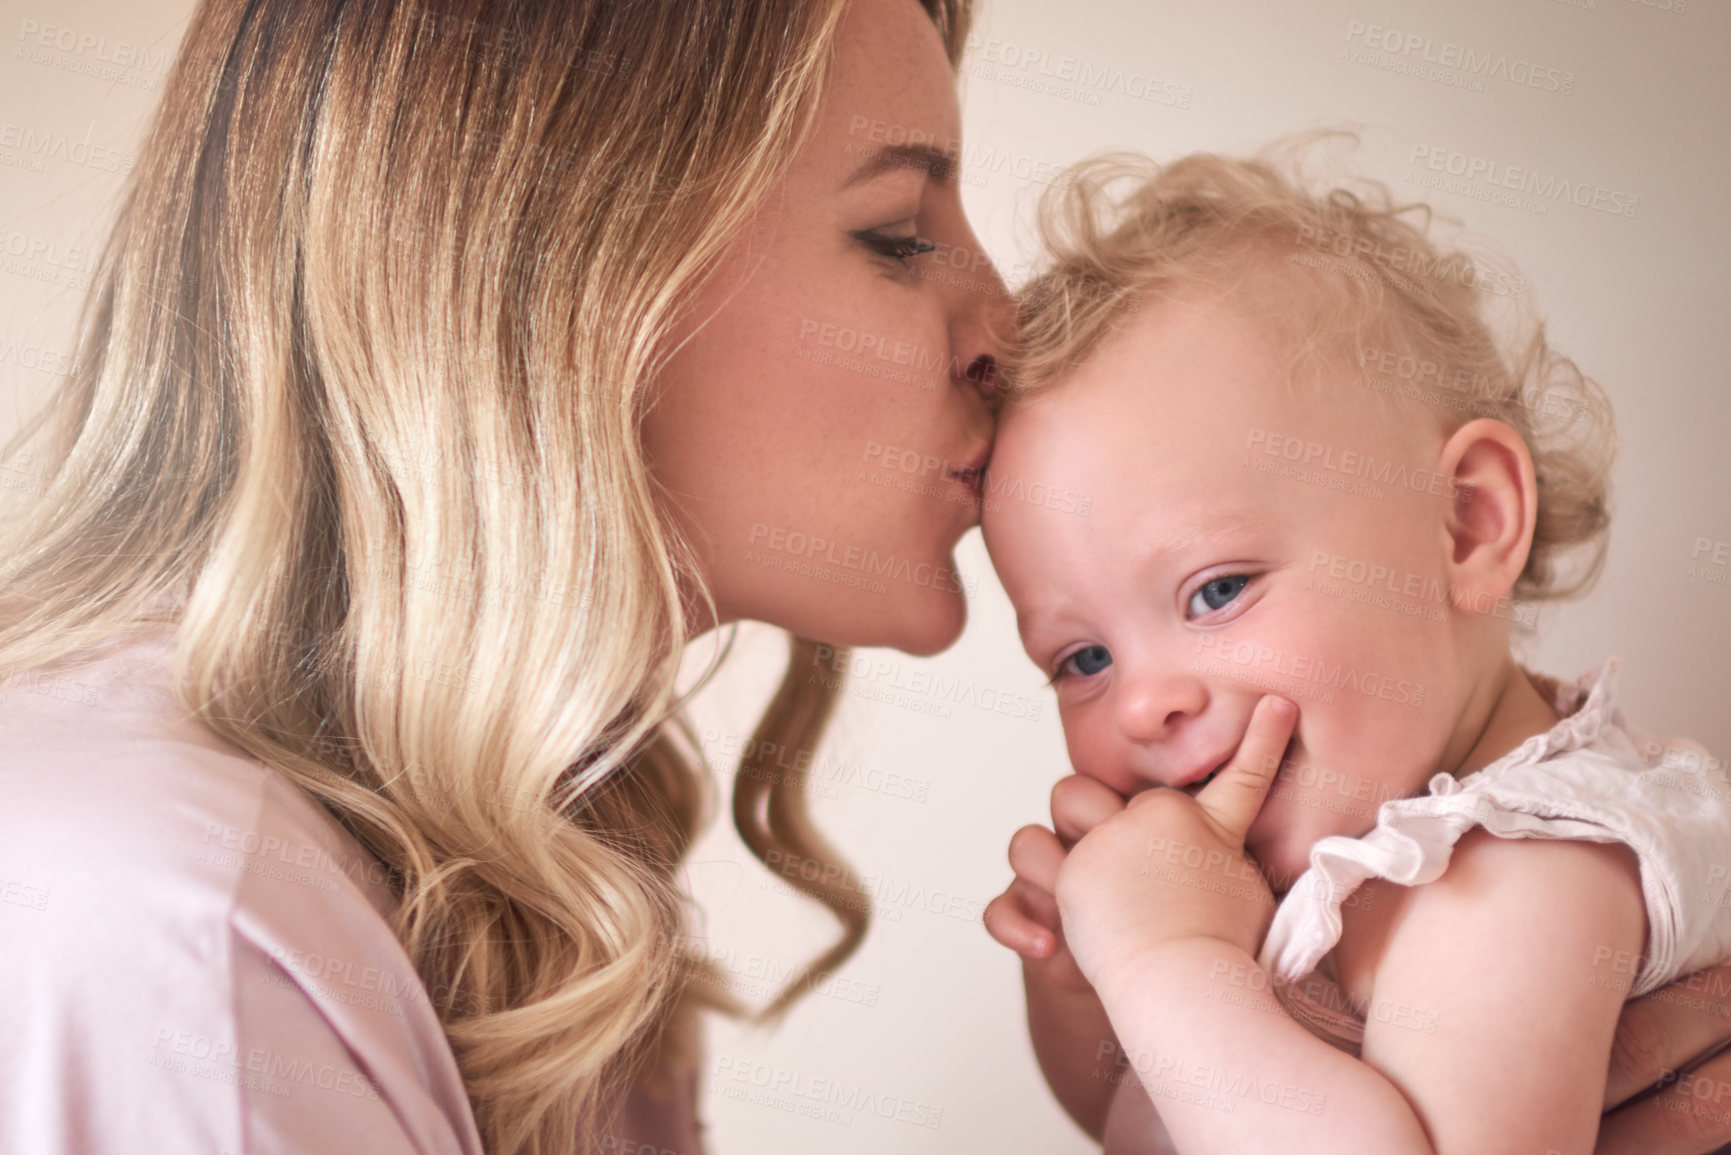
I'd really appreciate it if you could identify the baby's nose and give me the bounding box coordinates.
[1113,670,1208,745]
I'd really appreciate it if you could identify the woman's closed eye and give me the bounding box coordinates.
[853,226,938,270]
[1186,573,1252,619]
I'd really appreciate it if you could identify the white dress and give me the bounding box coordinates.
[1256,658,1731,1053]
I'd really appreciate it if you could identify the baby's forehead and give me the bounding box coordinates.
[1016,242,1380,384]
[991,301,1433,520]
[1004,293,1323,422]
[1089,288,1411,426]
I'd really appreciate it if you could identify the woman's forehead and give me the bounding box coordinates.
[819,0,961,164]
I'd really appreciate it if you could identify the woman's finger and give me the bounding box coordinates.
[1596,1044,1731,1154]
[1051,774,1130,849]
[1196,695,1297,844]
[1604,967,1731,1110]
[1008,823,1067,896]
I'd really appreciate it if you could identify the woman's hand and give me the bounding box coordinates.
[1597,965,1731,1154]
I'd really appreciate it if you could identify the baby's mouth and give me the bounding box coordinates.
[1178,735,1301,798]
[1180,758,1232,797]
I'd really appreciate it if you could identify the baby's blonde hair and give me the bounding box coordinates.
[1007,138,1617,602]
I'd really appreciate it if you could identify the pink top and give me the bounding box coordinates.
[0,630,488,1153]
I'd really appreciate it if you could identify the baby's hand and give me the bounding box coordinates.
[987,776,1138,1139]
[984,773,1130,993]
[1056,695,1298,990]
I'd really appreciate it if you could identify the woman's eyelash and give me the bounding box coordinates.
[855,229,937,267]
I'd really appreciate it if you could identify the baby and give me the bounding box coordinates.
[979,147,1731,1154]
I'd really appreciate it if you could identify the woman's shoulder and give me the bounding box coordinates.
[0,632,485,1155]
[0,630,396,929]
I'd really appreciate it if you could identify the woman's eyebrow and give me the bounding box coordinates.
[844,143,955,188]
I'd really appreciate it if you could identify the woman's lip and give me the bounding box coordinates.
[949,443,993,488]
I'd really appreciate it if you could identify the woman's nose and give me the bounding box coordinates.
[960,353,999,404]
[941,229,1012,408]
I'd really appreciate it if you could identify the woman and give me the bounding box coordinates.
[0,0,1723,1152]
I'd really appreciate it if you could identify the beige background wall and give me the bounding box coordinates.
[3,0,1726,1151]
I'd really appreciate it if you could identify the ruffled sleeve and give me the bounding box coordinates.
[1256,658,1731,998]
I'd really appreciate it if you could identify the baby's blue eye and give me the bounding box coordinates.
[1188,575,1250,617]
[1059,645,1113,678]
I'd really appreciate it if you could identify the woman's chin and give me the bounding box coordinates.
[825,583,969,657]
[888,587,968,657]
[734,579,968,657]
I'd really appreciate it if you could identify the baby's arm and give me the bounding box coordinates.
[1025,952,1122,1138]
[986,774,1135,1139]
[1101,1073,1179,1154]
[1093,938,1429,1152]
[1091,828,1645,1154]
[1337,828,1647,1153]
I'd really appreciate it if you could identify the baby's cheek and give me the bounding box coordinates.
[1247,797,1323,892]
[1059,709,1099,778]
[1059,702,1118,786]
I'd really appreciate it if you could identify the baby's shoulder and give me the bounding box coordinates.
[1330,874,1402,1012]
[1332,829,1644,1006]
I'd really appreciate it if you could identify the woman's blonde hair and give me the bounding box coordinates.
[0,0,971,1151]
[1008,138,1616,602]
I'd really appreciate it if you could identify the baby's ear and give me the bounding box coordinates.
[1437,418,1538,615]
